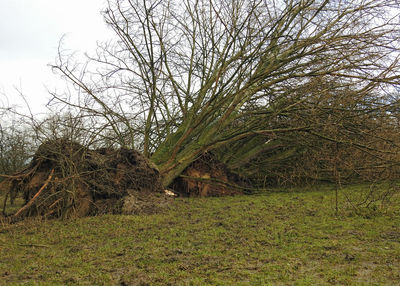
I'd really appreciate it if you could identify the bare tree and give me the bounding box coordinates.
[0,124,32,176]
[52,0,400,187]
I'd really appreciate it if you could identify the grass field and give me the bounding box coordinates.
[1,185,399,285]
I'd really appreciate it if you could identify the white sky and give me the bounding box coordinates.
[0,0,113,115]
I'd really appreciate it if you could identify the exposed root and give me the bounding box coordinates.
[14,169,54,218]
[1,139,165,219]
[171,153,243,197]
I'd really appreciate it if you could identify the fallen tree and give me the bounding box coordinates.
[1,138,244,220]
[51,0,400,188]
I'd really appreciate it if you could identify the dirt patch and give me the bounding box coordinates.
[1,139,166,219]
[121,189,173,215]
[172,153,242,197]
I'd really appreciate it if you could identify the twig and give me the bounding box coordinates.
[13,169,55,218]
[2,190,9,216]
[0,163,38,179]
[0,174,23,179]
[18,244,50,248]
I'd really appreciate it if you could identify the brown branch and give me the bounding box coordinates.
[13,169,55,218]
[2,190,9,216]
[0,174,25,179]
[0,163,39,179]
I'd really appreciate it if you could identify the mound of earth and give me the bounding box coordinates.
[171,153,243,197]
[1,139,169,220]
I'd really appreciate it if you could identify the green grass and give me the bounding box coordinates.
[1,185,400,285]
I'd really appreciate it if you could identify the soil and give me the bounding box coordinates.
[1,139,166,219]
[171,153,242,197]
[1,141,244,220]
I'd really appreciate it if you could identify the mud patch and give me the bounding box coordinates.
[122,189,173,215]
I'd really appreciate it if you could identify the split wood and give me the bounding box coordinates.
[13,169,55,218]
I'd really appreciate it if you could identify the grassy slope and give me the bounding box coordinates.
[0,186,399,285]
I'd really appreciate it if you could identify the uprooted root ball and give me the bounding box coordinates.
[1,139,166,219]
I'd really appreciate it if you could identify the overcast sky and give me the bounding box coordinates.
[0,0,113,114]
